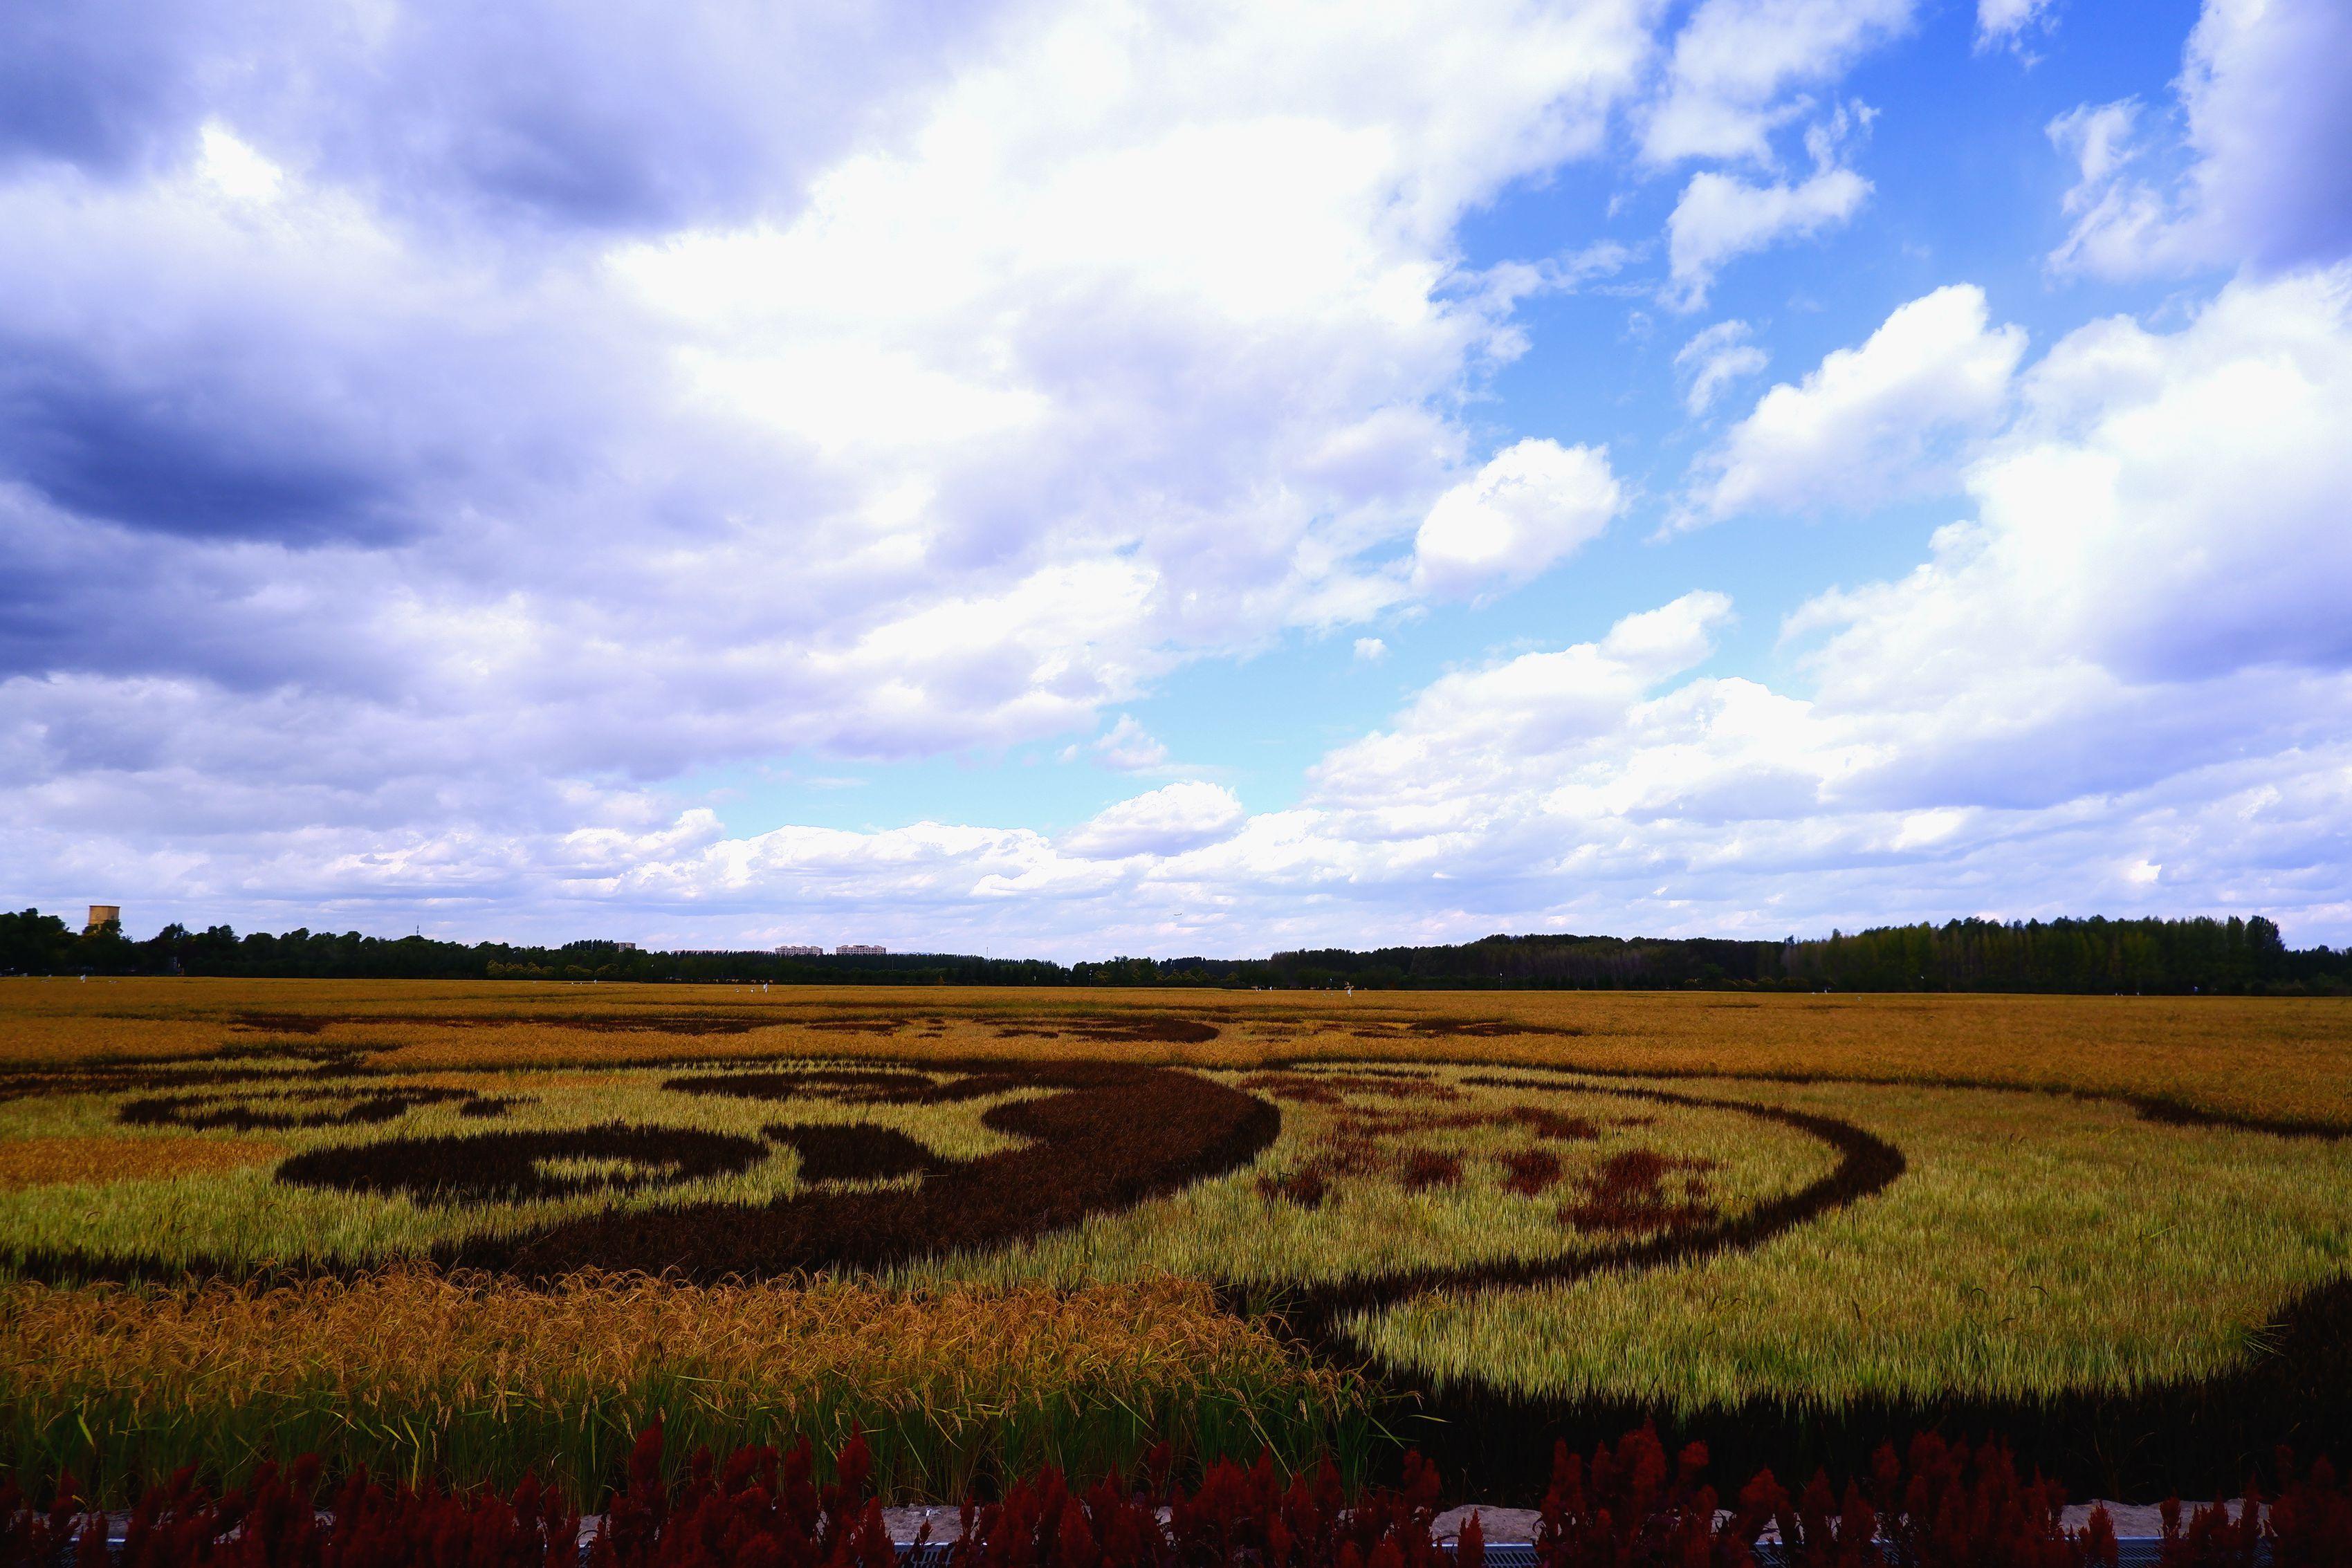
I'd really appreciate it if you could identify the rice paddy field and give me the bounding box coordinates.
[2,979,2348,1504]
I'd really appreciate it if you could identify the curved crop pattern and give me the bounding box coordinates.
[458,1063,1281,1280]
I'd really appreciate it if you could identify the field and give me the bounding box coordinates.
[2,979,2349,1504]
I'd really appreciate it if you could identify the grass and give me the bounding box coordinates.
[904,1065,1839,1291]
[0,1058,1826,1283]
[1,977,2349,1499]
[1350,1076,2352,1407]
[0,1060,934,1271]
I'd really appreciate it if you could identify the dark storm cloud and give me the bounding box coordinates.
[0,0,221,172]
[1,0,1013,232]
[0,344,400,544]
[318,1,1018,232]
[306,4,824,231]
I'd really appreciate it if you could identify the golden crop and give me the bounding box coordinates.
[8,978,2347,1122]
[0,1266,1365,1502]
[0,1134,286,1190]
[3,977,2348,1502]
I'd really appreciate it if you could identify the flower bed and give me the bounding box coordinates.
[8,1427,2351,1568]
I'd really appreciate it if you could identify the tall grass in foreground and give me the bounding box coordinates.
[0,1266,1373,1506]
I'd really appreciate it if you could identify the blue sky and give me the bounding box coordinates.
[5,0,2350,956]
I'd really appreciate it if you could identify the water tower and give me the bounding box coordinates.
[85,904,120,934]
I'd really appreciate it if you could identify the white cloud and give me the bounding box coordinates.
[1664,149,1869,308]
[2046,100,2177,277]
[1642,0,1914,165]
[195,123,286,204]
[2050,100,2140,190]
[1059,780,1247,860]
[729,264,2352,954]
[1411,439,1624,598]
[1313,592,1738,815]
[24,266,2352,968]
[1675,319,1770,413]
[1092,715,1170,773]
[1284,268,2352,943]
[1687,284,2025,522]
[1975,0,2058,53]
[12,0,2352,958]
[0,0,1669,923]
[2050,0,2352,277]
[1802,266,2352,700]
[1354,637,1388,663]
[2176,0,2352,270]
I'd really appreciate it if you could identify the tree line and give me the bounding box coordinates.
[3,907,2345,994]
[1181,915,2340,994]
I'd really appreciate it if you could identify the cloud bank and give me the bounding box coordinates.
[5,0,2351,954]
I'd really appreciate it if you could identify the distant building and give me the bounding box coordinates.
[566,939,638,952]
[836,943,887,956]
[775,945,823,957]
[85,904,120,934]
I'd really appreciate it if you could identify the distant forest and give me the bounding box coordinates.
[4,907,2347,994]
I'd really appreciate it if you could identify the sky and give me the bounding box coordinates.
[4,0,2351,957]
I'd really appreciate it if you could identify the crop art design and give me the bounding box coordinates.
[474,1062,1282,1279]
[6,989,2352,1501]
[0,1045,1871,1299]
[277,1126,774,1203]
[0,1055,1285,1279]
[120,1085,492,1131]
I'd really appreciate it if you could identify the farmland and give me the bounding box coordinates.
[1,979,2348,1504]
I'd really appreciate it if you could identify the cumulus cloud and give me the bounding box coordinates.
[2046,100,2176,278]
[1411,439,1624,598]
[1675,320,1770,414]
[1975,0,2059,53]
[1686,284,2025,523]
[1664,111,1873,308]
[10,0,2349,957]
[0,0,1667,912]
[1313,592,1737,816]
[493,266,2352,954]
[1319,270,2352,938]
[1091,716,1171,773]
[2050,0,2352,277]
[1642,0,1913,165]
[1,0,1009,230]
[1353,637,1388,663]
[1060,781,1247,860]
[2175,0,2352,270]
[1799,266,2352,703]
